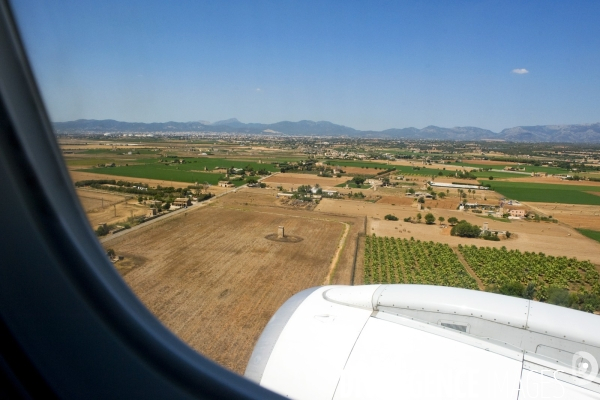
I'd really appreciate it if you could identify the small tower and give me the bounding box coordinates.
[278,226,285,239]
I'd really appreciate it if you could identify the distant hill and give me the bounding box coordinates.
[53,119,600,143]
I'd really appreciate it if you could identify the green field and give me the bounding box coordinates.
[79,156,280,184]
[485,180,600,205]
[335,181,371,189]
[324,160,395,169]
[364,236,478,289]
[81,164,247,186]
[577,229,600,244]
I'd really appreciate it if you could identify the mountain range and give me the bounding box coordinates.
[53,119,600,143]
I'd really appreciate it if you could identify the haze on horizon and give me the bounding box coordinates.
[11,0,600,132]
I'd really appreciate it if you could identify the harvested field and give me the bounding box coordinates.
[457,160,517,166]
[70,170,230,194]
[77,193,150,227]
[315,198,600,265]
[76,189,129,211]
[262,172,348,188]
[525,202,600,230]
[102,190,363,374]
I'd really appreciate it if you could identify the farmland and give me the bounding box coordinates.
[83,164,243,185]
[101,191,363,373]
[487,180,600,205]
[364,235,600,311]
[458,245,600,292]
[58,135,600,373]
[80,157,279,185]
[577,229,600,244]
[364,236,478,289]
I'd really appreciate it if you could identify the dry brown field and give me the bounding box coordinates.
[101,189,363,374]
[461,159,519,166]
[75,189,150,227]
[76,189,129,211]
[69,170,230,196]
[525,202,600,230]
[262,172,348,188]
[315,198,600,265]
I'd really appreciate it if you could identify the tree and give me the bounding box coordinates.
[438,192,446,199]
[246,177,258,185]
[408,188,415,194]
[95,225,109,236]
[450,220,481,238]
[384,214,398,221]
[416,213,422,223]
[489,176,494,180]
[448,217,459,225]
[418,196,425,204]
[352,176,366,187]
[438,216,445,224]
[424,213,435,224]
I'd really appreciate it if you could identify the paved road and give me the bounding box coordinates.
[100,186,243,243]
[100,173,277,244]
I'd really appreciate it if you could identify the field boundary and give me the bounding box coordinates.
[452,247,484,290]
[324,223,350,285]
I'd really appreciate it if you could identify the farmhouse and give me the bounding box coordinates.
[502,206,526,218]
[366,179,382,187]
[218,181,234,188]
[173,198,192,208]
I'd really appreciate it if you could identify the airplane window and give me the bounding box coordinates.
[6,1,600,399]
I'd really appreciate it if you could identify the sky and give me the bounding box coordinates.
[10,0,600,132]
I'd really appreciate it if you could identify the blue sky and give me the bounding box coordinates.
[10,0,600,132]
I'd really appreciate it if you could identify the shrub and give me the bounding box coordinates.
[384,214,399,221]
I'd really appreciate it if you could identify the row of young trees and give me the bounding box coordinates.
[364,235,478,289]
[458,245,600,311]
[363,235,600,312]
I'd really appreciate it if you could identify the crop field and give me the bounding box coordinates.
[577,229,600,244]
[458,245,600,294]
[102,193,361,374]
[486,181,600,205]
[81,164,245,186]
[78,157,279,184]
[453,162,569,176]
[364,235,600,301]
[76,189,130,211]
[363,236,478,289]
[326,160,395,169]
